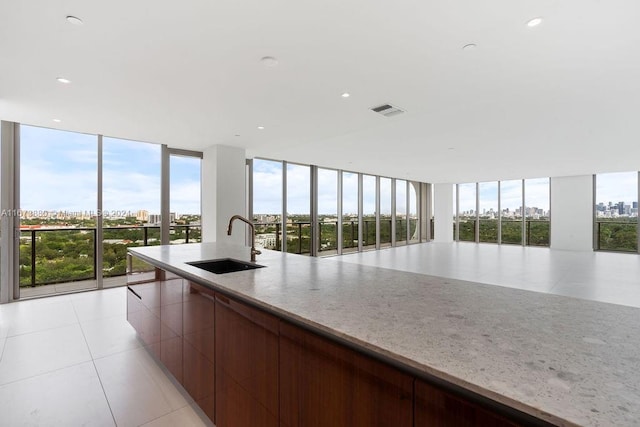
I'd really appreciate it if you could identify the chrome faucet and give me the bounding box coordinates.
[227,215,261,263]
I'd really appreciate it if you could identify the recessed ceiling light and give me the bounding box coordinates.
[260,56,279,67]
[527,17,543,27]
[257,126,265,130]
[66,16,84,26]
[52,119,62,123]
[234,134,241,137]
[462,43,477,51]
[56,77,72,84]
[341,92,350,98]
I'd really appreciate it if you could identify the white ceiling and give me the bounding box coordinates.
[2,0,640,183]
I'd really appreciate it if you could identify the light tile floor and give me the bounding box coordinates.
[2,242,640,426]
[0,287,214,427]
[20,276,129,299]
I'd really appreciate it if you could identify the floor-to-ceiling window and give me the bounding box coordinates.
[595,172,638,252]
[524,178,550,246]
[169,153,202,244]
[253,159,283,251]
[456,178,550,247]
[102,137,161,280]
[286,163,311,255]
[478,181,499,243]
[20,126,98,296]
[250,159,426,256]
[12,124,202,299]
[500,180,523,244]
[458,183,476,242]
[342,171,359,253]
[409,181,419,243]
[317,168,338,255]
[380,178,392,248]
[395,179,407,246]
[362,175,377,250]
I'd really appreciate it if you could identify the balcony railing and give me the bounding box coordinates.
[595,220,638,252]
[19,225,201,287]
[254,219,416,255]
[455,219,550,246]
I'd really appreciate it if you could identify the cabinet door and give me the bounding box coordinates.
[215,294,279,427]
[183,282,216,422]
[279,321,413,427]
[160,278,184,383]
[127,281,161,358]
[415,379,521,427]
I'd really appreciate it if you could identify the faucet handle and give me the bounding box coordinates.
[253,249,262,255]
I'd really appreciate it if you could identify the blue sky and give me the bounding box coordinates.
[20,126,636,218]
[596,172,638,206]
[253,159,416,216]
[20,125,201,215]
[458,179,551,214]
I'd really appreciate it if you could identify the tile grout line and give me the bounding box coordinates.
[0,336,6,364]
[0,323,94,387]
[0,358,94,388]
[71,295,119,427]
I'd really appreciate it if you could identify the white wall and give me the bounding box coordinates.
[434,183,454,243]
[201,145,246,243]
[550,175,593,251]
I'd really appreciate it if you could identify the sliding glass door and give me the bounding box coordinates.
[19,125,98,297]
[11,124,203,299]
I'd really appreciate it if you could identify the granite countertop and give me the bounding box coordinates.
[129,242,640,427]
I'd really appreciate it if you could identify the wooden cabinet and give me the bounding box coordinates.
[126,259,540,427]
[279,321,413,427]
[415,379,522,427]
[159,278,184,383]
[126,268,183,369]
[128,268,217,423]
[127,280,162,358]
[215,294,279,427]
[183,282,216,422]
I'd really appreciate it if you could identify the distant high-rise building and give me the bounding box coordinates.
[149,214,161,224]
[633,202,638,209]
[618,201,625,215]
[136,210,149,222]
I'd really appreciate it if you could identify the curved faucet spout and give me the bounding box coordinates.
[227,215,261,262]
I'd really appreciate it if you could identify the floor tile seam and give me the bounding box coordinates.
[0,358,94,388]
[88,358,118,427]
[4,318,82,339]
[138,402,194,427]
[90,337,146,363]
[89,344,175,426]
[77,312,129,327]
[0,337,5,364]
[143,358,191,410]
[92,346,178,410]
[89,342,144,362]
[71,300,101,364]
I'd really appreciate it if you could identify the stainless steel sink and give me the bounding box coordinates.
[187,258,265,274]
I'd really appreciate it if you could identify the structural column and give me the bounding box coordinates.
[433,183,454,243]
[201,145,246,244]
[550,175,593,251]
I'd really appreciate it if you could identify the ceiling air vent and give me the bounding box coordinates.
[370,103,405,117]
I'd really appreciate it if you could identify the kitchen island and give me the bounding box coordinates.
[128,242,640,427]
